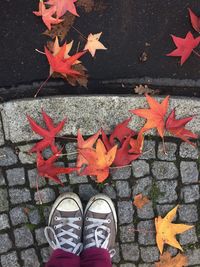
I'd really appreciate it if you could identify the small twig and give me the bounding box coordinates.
[35,48,46,55]
[56,151,78,157]
[193,49,200,58]
[76,41,81,53]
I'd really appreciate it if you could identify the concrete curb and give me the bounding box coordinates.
[1,95,200,143]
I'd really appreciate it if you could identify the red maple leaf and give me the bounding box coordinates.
[37,150,77,185]
[27,110,66,153]
[166,32,200,65]
[46,0,79,18]
[188,8,200,33]
[166,109,198,146]
[33,1,63,30]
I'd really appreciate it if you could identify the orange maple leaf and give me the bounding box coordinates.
[33,1,63,30]
[155,205,194,254]
[155,251,188,267]
[84,32,107,57]
[80,139,117,183]
[130,94,170,138]
[129,131,144,154]
[133,194,150,209]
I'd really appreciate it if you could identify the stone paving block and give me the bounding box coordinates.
[0,188,9,212]
[78,184,98,201]
[28,168,46,188]
[156,204,177,217]
[35,227,47,245]
[111,166,131,180]
[137,220,156,245]
[179,142,199,159]
[140,246,159,262]
[28,207,41,225]
[157,142,177,161]
[156,180,178,204]
[65,143,77,161]
[121,243,140,261]
[58,185,72,194]
[69,163,88,184]
[181,185,200,203]
[116,181,131,198]
[180,161,199,184]
[0,147,18,166]
[0,169,6,185]
[132,177,153,197]
[0,214,10,230]
[140,140,156,160]
[1,251,20,267]
[179,227,198,245]
[43,206,51,224]
[178,204,198,223]
[112,243,120,263]
[9,188,31,204]
[120,264,136,267]
[138,264,154,267]
[17,144,36,164]
[120,224,135,243]
[34,188,56,204]
[132,160,150,178]
[152,161,178,180]
[14,226,34,248]
[103,185,116,199]
[40,247,51,263]
[137,201,155,219]
[0,234,12,253]
[117,201,134,225]
[6,168,25,186]
[21,248,40,267]
[10,207,28,226]
[185,248,200,266]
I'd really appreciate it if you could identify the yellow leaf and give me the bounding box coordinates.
[84,32,107,57]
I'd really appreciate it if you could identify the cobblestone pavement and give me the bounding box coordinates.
[0,136,200,267]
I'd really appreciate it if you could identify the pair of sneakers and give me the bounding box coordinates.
[44,193,117,257]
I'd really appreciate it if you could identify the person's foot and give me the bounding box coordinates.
[83,194,117,258]
[44,192,83,255]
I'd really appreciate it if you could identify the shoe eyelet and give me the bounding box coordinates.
[78,217,81,221]
[54,225,57,230]
[78,226,81,230]
[107,219,111,224]
[86,217,89,221]
[85,226,88,230]
[55,216,58,221]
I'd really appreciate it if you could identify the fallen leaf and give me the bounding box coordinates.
[166,108,198,146]
[46,0,79,18]
[80,139,117,183]
[155,205,194,254]
[166,32,200,65]
[129,131,144,154]
[33,1,63,30]
[155,251,188,267]
[37,150,77,185]
[188,8,200,33]
[140,51,148,62]
[133,194,150,209]
[134,85,160,95]
[27,110,66,154]
[84,32,107,57]
[130,94,170,138]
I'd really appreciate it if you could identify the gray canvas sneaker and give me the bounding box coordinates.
[83,194,117,258]
[44,192,83,255]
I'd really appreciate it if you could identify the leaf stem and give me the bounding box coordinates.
[56,136,77,141]
[35,48,46,55]
[71,26,88,41]
[34,75,51,98]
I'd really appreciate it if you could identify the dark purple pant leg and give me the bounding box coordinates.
[45,249,80,267]
[80,248,112,267]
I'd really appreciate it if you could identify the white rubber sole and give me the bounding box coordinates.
[48,192,83,225]
[84,194,118,231]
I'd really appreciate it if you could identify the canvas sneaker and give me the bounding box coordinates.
[83,194,117,258]
[44,192,83,255]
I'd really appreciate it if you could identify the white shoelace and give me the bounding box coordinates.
[44,216,83,255]
[84,217,116,258]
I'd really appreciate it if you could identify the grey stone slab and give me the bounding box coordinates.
[178,204,198,223]
[117,201,134,225]
[132,160,150,178]
[103,185,116,199]
[156,180,178,204]
[21,248,40,267]
[140,140,156,160]
[35,227,47,245]
[0,214,10,230]
[9,188,31,204]
[132,177,153,197]
[179,143,199,159]
[3,96,200,142]
[0,147,18,166]
[120,224,135,243]
[179,227,198,245]
[137,201,155,219]
[0,233,12,253]
[17,144,36,164]
[121,243,140,261]
[112,242,120,264]
[116,181,131,198]
[28,207,41,225]
[140,246,159,263]
[111,166,131,180]
[0,169,6,185]
[34,188,56,204]
[78,184,98,201]
[181,185,200,203]
[0,188,9,212]
[1,252,20,267]
[65,142,77,161]
[58,185,72,194]
[69,163,88,184]
[151,161,178,180]
[120,264,136,267]
[157,142,177,161]
[180,161,199,184]
[138,264,154,267]
[185,248,200,266]
[137,220,156,245]
[40,247,51,263]
[10,207,28,226]
[0,119,5,146]
[6,168,25,186]
[14,226,34,248]
[28,168,46,188]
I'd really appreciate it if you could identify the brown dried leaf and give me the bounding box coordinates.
[133,194,150,209]
[155,251,188,267]
[134,85,160,95]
